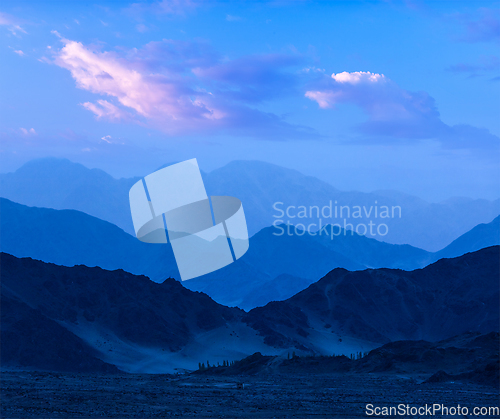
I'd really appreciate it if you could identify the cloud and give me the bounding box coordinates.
[453,7,500,43]
[13,49,25,56]
[305,71,499,150]
[19,128,37,136]
[193,53,303,103]
[82,100,133,121]
[446,56,500,78]
[0,12,27,35]
[51,36,311,138]
[100,135,124,145]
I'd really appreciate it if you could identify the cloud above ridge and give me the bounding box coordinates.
[52,36,312,138]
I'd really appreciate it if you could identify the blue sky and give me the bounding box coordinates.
[1,0,499,201]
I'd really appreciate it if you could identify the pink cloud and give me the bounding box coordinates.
[52,36,311,138]
[54,37,219,133]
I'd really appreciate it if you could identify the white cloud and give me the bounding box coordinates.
[331,71,385,84]
[13,50,25,56]
[305,70,499,149]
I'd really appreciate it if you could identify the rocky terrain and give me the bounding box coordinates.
[1,248,498,374]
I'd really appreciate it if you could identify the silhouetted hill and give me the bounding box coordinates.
[0,253,262,373]
[244,246,500,350]
[1,293,119,373]
[1,249,498,373]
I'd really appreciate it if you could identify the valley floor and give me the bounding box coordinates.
[1,371,498,418]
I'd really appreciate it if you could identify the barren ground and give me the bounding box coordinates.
[1,371,499,418]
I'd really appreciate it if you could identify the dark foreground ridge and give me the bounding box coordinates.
[1,247,499,373]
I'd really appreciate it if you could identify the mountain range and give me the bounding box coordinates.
[2,198,499,309]
[1,158,499,251]
[1,247,498,373]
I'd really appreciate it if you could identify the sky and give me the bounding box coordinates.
[0,0,499,201]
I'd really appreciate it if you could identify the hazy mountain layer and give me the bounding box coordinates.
[1,158,499,251]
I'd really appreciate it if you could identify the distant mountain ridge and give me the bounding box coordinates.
[1,198,499,310]
[1,247,498,373]
[1,158,499,251]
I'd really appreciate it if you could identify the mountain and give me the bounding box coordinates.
[1,293,119,373]
[0,197,180,281]
[0,158,138,235]
[1,158,499,251]
[435,215,500,260]
[1,248,498,373]
[0,253,277,373]
[0,198,427,310]
[1,198,498,310]
[243,246,500,352]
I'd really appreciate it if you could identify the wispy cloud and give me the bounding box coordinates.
[193,53,303,103]
[305,71,499,150]
[446,55,500,78]
[0,12,27,35]
[13,49,25,56]
[19,128,37,136]
[51,36,312,138]
[82,100,134,122]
